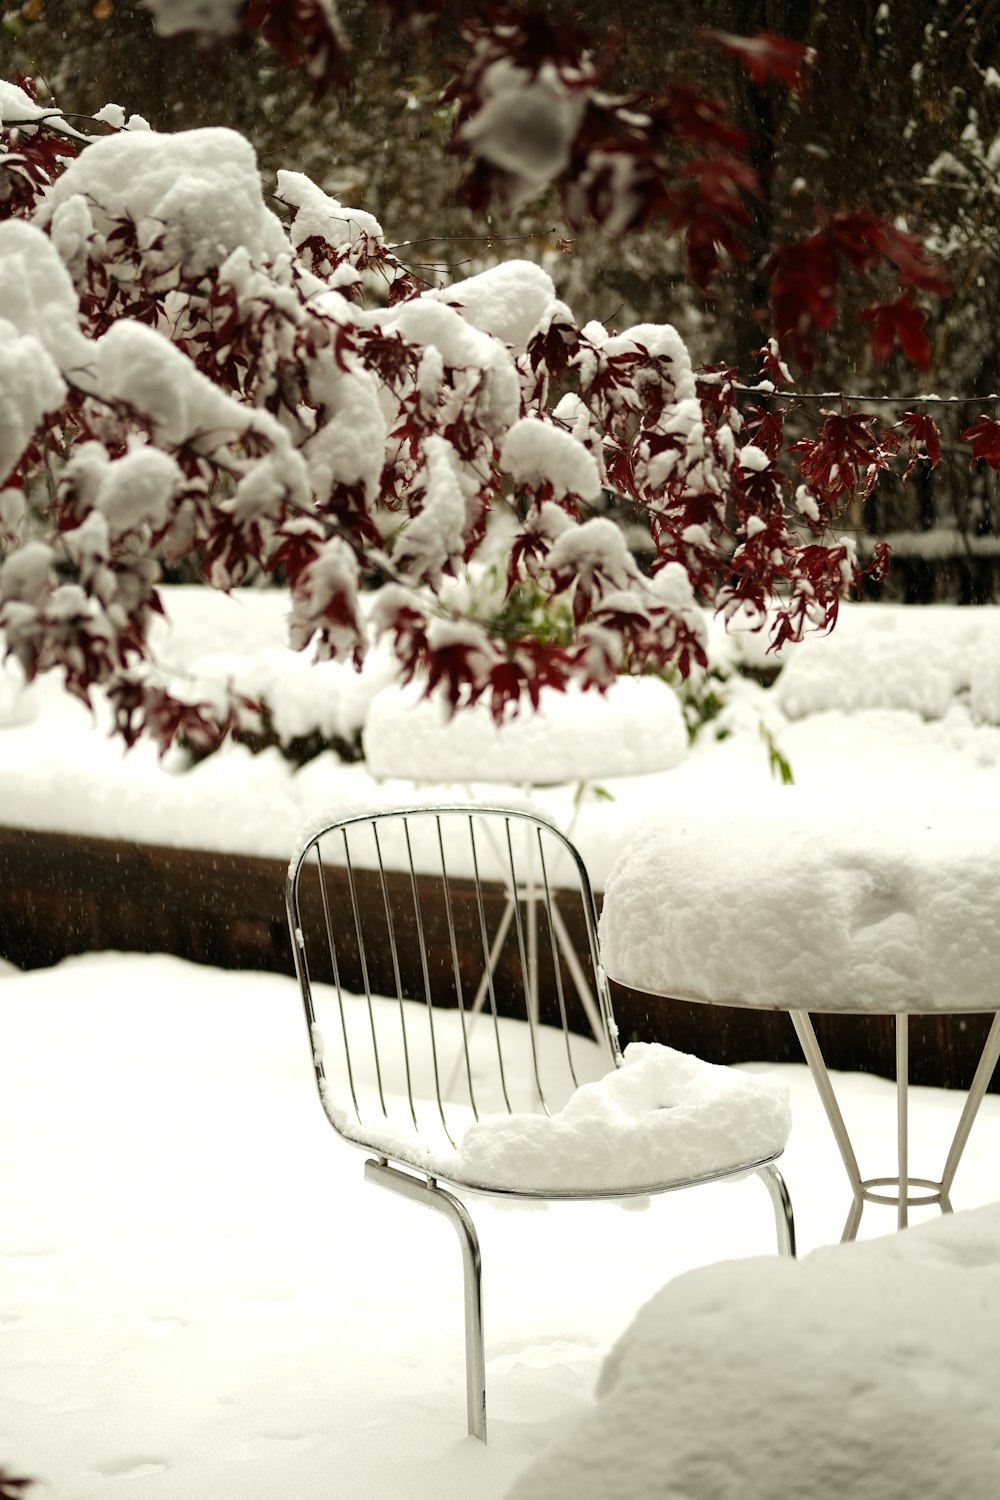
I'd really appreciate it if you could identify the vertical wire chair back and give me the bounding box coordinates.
[287,805,621,1174]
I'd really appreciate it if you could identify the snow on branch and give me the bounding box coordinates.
[0,53,956,754]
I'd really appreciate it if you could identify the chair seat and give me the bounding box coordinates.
[327,1042,790,1197]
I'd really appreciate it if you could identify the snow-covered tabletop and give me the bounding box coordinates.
[599,800,1000,1014]
[363,677,688,785]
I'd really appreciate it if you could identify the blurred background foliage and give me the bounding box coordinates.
[5,1,1000,596]
[2,1,998,389]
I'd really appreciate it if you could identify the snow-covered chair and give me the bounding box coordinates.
[285,804,794,1442]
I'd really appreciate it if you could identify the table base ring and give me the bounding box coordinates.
[859,1176,946,1211]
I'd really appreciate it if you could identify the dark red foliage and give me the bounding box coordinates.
[0,114,80,223]
[861,292,932,369]
[0,1469,33,1499]
[0,16,959,750]
[107,678,250,756]
[486,644,572,720]
[875,221,952,298]
[386,271,423,306]
[766,215,948,371]
[734,461,784,526]
[765,234,840,370]
[655,84,749,153]
[528,316,579,381]
[358,331,418,390]
[960,415,1000,472]
[242,0,353,94]
[792,409,893,508]
[745,406,786,459]
[700,29,815,94]
[897,411,942,474]
[671,154,755,288]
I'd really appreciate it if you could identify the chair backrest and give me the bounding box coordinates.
[286,805,621,1167]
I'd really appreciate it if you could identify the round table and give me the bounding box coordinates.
[598,802,1000,1241]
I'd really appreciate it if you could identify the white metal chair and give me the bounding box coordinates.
[285,804,795,1441]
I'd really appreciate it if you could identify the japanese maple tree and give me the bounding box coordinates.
[0,2,965,753]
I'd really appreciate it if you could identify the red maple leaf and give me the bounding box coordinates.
[242,0,352,93]
[820,214,949,296]
[897,411,942,474]
[487,645,571,720]
[699,29,815,94]
[765,234,839,369]
[876,222,952,298]
[424,639,490,712]
[792,410,883,503]
[654,83,749,152]
[961,415,1000,472]
[745,406,786,459]
[823,212,886,273]
[861,292,932,370]
[672,155,755,287]
[768,215,949,370]
[528,317,579,379]
[757,339,794,388]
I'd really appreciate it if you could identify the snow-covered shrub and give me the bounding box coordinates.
[0,9,963,756]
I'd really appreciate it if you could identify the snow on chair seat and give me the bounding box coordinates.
[286,804,795,1443]
[320,1038,791,1197]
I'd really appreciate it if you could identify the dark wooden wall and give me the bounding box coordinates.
[1,826,995,1093]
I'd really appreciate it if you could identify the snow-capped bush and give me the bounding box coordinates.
[0,9,959,755]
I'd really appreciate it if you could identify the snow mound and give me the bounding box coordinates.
[0,658,37,728]
[363,677,688,785]
[428,259,559,352]
[501,416,602,500]
[599,801,1000,1012]
[276,169,384,252]
[776,604,1000,721]
[148,583,291,662]
[37,126,288,276]
[183,642,398,748]
[507,1202,1000,1500]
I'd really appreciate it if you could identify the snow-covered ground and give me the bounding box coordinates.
[5,952,1000,1500]
[3,591,1000,892]
[4,592,1000,1496]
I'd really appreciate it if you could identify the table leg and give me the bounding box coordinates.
[790,1011,866,1242]
[896,1015,908,1232]
[938,1010,1000,1210]
[791,1008,1000,1242]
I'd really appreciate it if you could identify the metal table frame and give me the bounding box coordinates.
[790,1009,1000,1242]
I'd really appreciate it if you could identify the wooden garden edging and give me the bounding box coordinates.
[1,825,995,1094]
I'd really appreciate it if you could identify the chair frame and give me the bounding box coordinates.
[286,804,795,1441]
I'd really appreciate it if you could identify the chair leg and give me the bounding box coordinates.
[365,1158,487,1441]
[756,1163,796,1258]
